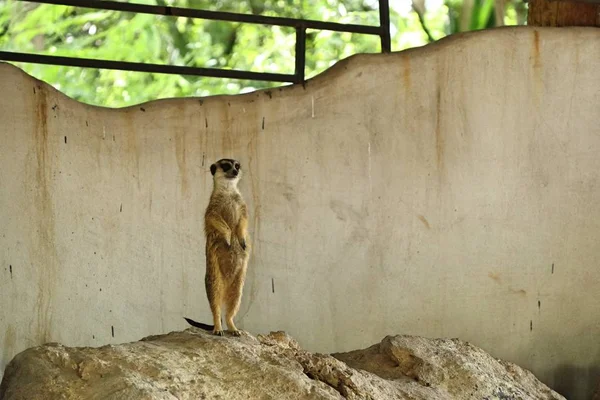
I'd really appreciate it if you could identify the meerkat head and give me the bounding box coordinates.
[210,158,242,188]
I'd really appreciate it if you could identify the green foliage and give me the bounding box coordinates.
[0,0,526,107]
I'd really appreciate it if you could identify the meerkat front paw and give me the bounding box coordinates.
[213,329,224,336]
[230,330,242,337]
[239,237,246,250]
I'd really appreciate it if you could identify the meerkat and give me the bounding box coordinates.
[184,158,250,336]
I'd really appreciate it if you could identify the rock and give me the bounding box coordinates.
[332,335,565,400]
[0,329,565,400]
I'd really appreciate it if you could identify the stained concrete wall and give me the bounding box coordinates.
[1,26,599,399]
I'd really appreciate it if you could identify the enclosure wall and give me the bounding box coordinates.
[1,27,599,399]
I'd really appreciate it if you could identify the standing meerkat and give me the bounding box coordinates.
[184,158,250,336]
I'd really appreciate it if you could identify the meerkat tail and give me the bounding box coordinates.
[184,317,214,331]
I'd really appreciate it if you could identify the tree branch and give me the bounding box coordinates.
[412,3,436,43]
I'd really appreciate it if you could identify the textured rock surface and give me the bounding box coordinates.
[0,329,565,400]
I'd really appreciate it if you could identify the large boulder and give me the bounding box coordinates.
[0,329,565,400]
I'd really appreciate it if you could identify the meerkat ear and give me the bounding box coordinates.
[210,164,217,175]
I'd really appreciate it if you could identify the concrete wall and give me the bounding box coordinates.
[1,26,599,399]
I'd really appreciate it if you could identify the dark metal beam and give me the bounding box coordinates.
[0,51,296,82]
[294,27,307,84]
[378,0,392,52]
[17,0,382,35]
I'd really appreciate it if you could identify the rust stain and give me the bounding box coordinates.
[32,85,58,343]
[530,31,543,105]
[488,272,502,283]
[417,215,430,229]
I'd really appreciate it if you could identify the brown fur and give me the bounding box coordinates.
[202,158,250,336]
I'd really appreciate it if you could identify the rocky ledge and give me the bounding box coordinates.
[0,329,565,399]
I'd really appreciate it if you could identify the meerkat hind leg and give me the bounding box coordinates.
[209,296,224,336]
[225,275,245,336]
[205,272,225,336]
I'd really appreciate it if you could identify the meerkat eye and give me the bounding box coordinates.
[221,163,231,172]
[234,163,240,170]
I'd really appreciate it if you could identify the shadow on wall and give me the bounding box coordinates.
[553,364,600,400]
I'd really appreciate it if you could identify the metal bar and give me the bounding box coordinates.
[18,0,382,35]
[0,51,296,82]
[294,26,307,84]
[378,0,391,52]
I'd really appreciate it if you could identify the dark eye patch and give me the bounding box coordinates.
[220,162,232,172]
[234,163,240,170]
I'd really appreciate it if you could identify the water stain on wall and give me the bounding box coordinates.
[2,325,16,365]
[330,200,364,224]
[532,30,541,70]
[31,84,59,344]
[238,105,263,322]
[435,87,445,174]
[124,113,141,189]
[510,288,527,296]
[174,127,189,196]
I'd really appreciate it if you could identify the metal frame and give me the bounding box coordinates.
[0,0,392,84]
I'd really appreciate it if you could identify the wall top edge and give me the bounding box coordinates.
[1,26,598,112]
